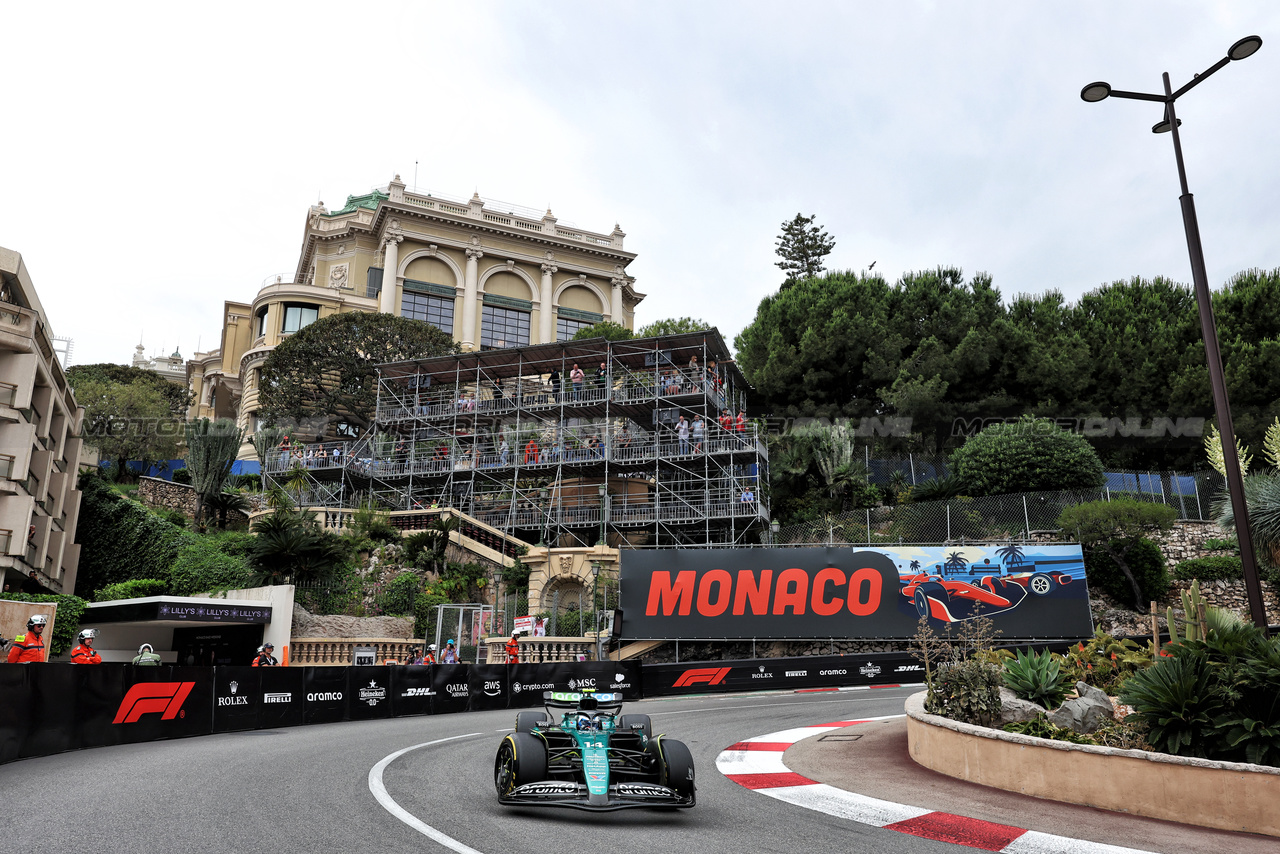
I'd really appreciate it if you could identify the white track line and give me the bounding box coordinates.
[369,732,486,854]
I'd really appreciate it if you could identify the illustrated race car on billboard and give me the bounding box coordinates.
[897,546,1081,625]
[494,690,695,811]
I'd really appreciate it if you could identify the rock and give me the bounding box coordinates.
[290,602,414,639]
[1048,689,1114,734]
[999,687,1047,724]
[1075,681,1112,707]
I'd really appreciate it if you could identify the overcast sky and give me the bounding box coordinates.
[3,1,1278,369]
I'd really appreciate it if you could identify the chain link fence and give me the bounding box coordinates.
[774,469,1225,546]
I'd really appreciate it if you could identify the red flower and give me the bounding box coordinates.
[1078,642,1086,652]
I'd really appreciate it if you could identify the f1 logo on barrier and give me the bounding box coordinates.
[672,667,731,688]
[113,682,197,724]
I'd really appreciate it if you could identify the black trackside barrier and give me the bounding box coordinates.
[257,667,306,728]
[642,651,928,697]
[506,661,643,707]
[389,665,434,717]
[467,664,509,712]
[347,666,393,721]
[115,666,216,745]
[303,666,347,724]
[213,668,261,732]
[430,664,471,715]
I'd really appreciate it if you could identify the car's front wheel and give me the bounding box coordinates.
[656,737,695,799]
[494,732,547,796]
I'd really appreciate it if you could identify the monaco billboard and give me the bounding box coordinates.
[619,545,1093,640]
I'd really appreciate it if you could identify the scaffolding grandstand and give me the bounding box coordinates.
[262,330,770,547]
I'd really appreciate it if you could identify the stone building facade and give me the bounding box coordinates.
[0,246,86,595]
[188,176,643,460]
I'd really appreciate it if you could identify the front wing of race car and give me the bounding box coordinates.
[499,779,694,811]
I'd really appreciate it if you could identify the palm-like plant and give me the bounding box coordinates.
[1214,473,1280,568]
[943,551,969,576]
[995,542,1025,572]
[206,490,252,530]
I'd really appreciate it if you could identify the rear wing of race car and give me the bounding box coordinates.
[542,691,623,712]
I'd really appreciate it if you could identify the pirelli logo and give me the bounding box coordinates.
[672,667,731,688]
[113,682,196,724]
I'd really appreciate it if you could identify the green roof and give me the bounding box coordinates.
[329,189,388,216]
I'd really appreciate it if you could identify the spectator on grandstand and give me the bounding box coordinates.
[692,415,705,453]
[21,570,44,594]
[7,614,47,663]
[499,437,510,466]
[70,628,102,664]
[595,362,608,392]
[252,642,278,666]
[740,488,755,503]
[524,438,540,465]
[132,643,162,665]
[549,368,561,403]
[505,632,521,664]
[735,410,747,434]
[570,363,585,399]
[676,415,690,455]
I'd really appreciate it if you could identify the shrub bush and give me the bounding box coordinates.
[380,572,422,616]
[1173,555,1243,581]
[94,578,170,602]
[168,536,255,596]
[925,659,1002,726]
[1084,537,1170,605]
[949,415,1105,497]
[74,473,196,596]
[0,592,88,656]
[1002,648,1071,709]
[171,468,192,485]
[158,508,188,528]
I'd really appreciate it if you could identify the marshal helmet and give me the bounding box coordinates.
[78,628,98,643]
[28,614,49,630]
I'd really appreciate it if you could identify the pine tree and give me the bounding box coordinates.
[775,213,835,287]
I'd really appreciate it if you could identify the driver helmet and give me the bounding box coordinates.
[139,643,154,654]
[78,628,98,643]
[28,614,49,630]
[575,713,599,732]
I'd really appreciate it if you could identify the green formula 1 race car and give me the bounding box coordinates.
[494,690,695,811]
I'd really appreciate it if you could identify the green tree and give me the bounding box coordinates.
[950,416,1105,496]
[258,312,457,433]
[185,418,243,526]
[775,213,835,286]
[73,378,182,478]
[1057,499,1177,608]
[67,363,191,420]
[637,317,710,337]
[571,320,633,341]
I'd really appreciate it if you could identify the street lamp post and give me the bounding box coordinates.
[597,482,608,547]
[769,520,780,546]
[591,561,602,660]
[1081,35,1269,634]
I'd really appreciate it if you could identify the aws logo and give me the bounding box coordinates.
[113,682,196,724]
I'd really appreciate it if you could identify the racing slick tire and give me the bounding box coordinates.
[494,732,547,796]
[617,714,652,738]
[515,711,550,733]
[655,738,695,798]
[1028,573,1053,596]
[913,581,950,620]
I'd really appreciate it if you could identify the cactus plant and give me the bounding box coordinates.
[1167,579,1209,644]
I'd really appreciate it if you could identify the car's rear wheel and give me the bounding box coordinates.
[656,737,695,798]
[494,732,547,796]
[515,711,549,733]
[617,713,652,738]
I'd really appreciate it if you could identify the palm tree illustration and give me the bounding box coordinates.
[943,551,969,577]
[909,559,921,574]
[995,543,1026,576]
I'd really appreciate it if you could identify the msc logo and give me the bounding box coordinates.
[113,682,196,724]
[672,667,731,688]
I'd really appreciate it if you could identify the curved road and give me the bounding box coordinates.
[2,687,974,854]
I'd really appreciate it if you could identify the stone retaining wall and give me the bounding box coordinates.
[137,476,254,524]
[1168,577,1280,625]
[904,692,1280,837]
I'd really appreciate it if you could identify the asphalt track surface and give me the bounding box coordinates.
[4,686,1258,854]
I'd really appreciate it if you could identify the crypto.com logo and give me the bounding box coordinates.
[113,682,196,724]
[672,667,731,688]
